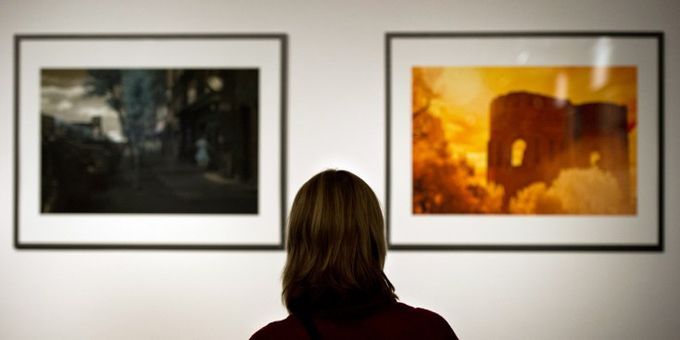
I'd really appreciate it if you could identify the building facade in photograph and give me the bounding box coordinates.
[487,91,631,207]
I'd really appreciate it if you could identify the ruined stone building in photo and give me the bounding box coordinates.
[486,91,631,210]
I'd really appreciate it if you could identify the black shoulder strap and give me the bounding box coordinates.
[296,313,322,340]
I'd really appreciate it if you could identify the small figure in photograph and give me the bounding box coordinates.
[251,170,458,340]
[195,135,210,169]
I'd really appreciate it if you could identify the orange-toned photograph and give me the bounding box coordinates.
[412,66,637,215]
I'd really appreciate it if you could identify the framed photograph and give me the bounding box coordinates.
[386,32,663,250]
[15,34,287,249]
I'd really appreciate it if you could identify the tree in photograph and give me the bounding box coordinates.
[85,70,166,143]
[85,70,167,187]
[412,68,503,214]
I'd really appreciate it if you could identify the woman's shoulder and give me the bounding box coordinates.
[392,302,448,320]
[250,315,307,340]
[377,302,458,338]
[250,302,457,340]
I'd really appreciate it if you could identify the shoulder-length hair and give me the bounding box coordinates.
[282,170,397,315]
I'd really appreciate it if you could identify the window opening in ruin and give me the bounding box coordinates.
[511,139,527,167]
[590,151,601,167]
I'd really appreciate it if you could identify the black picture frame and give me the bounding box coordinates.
[14,33,288,250]
[385,31,664,251]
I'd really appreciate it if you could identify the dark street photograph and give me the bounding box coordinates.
[41,68,259,214]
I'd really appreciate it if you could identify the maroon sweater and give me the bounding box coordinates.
[251,302,458,340]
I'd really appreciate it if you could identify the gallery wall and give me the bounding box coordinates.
[1,0,679,338]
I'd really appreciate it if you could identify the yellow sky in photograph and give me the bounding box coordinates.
[415,66,637,178]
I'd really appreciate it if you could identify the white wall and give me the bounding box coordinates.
[1,0,678,338]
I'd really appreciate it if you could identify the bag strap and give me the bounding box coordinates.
[296,313,322,340]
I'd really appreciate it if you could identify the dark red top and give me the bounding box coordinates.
[250,302,458,340]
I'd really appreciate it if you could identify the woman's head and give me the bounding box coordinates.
[282,169,396,314]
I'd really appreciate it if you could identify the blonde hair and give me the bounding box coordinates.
[282,170,396,314]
